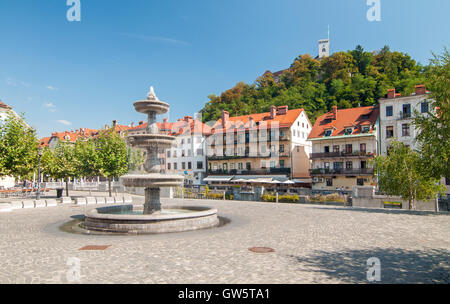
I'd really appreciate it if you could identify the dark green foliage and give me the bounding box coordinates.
[201,46,427,124]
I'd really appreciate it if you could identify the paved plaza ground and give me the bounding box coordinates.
[0,192,449,284]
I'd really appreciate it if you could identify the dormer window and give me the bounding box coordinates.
[362,126,370,133]
[344,128,353,135]
[324,129,332,137]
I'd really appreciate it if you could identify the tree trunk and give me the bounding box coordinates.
[108,177,112,197]
[66,178,69,197]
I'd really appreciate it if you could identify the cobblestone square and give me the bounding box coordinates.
[0,196,448,284]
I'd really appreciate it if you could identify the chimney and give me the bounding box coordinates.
[277,105,288,115]
[130,122,134,127]
[387,88,396,99]
[139,121,144,125]
[415,85,426,95]
[249,116,254,129]
[184,116,193,122]
[112,120,117,127]
[332,105,338,120]
[163,118,168,123]
[221,110,229,128]
[270,105,277,119]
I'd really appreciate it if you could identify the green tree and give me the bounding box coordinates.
[42,141,77,196]
[96,128,128,197]
[374,141,444,210]
[73,138,101,179]
[127,146,145,173]
[413,48,450,180]
[0,111,38,180]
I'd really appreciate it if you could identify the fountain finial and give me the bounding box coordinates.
[147,86,159,101]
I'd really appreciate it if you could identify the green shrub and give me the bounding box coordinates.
[261,194,299,203]
[261,194,276,202]
[383,201,402,205]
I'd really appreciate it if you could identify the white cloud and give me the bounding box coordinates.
[46,85,58,91]
[43,102,56,112]
[56,120,72,126]
[121,33,191,46]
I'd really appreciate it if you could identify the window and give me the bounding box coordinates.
[187,149,192,157]
[182,162,186,170]
[386,105,393,117]
[188,162,192,170]
[279,160,285,168]
[196,149,203,156]
[324,129,332,137]
[324,146,330,153]
[402,124,410,137]
[173,150,177,158]
[326,178,333,187]
[174,163,178,170]
[238,163,243,170]
[360,143,366,153]
[324,162,330,169]
[386,126,394,138]
[246,162,251,170]
[344,128,353,135]
[167,163,171,170]
[280,130,285,137]
[197,161,203,169]
[167,150,171,158]
[402,104,411,118]
[279,145,284,153]
[187,138,191,144]
[181,139,184,145]
[222,163,227,171]
[345,144,353,154]
[270,161,276,168]
[182,150,185,157]
[421,101,429,113]
[357,178,364,186]
[362,126,370,133]
[333,145,340,153]
[361,161,367,169]
[346,161,353,170]
[261,161,266,169]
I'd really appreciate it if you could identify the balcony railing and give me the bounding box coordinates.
[208,151,291,160]
[311,151,375,159]
[398,112,412,120]
[208,168,291,176]
[309,168,374,176]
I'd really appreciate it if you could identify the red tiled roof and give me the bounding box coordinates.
[308,106,379,139]
[127,118,212,136]
[0,100,12,110]
[212,107,305,133]
[39,137,51,147]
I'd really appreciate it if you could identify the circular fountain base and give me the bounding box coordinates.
[83,205,219,234]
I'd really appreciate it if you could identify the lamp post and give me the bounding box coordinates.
[36,148,43,200]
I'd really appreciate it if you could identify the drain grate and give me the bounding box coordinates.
[79,245,111,251]
[248,247,275,253]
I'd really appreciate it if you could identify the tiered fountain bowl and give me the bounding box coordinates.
[83,86,219,234]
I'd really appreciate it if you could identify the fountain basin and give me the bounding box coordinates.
[127,134,176,150]
[133,100,170,114]
[83,205,219,234]
[121,173,184,188]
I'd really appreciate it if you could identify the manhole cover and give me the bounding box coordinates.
[79,245,111,251]
[248,247,275,253]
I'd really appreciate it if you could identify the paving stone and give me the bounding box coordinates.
[0,203,12,213]
[96,197,106,204]
[45,199,57,207]
[22,200,35,209]
[10,201,24,210]
[75,198,87,205]
[34,200,46,208]
[86,197,96,205]
[60,197,72,204]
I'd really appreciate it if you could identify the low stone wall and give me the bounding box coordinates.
[352,195,437,212]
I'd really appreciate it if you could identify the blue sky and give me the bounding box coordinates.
[0,0,449,138]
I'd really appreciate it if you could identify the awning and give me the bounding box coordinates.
[203,176,234,182]
[292,179,312,184]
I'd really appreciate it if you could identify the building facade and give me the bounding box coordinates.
[308,105,379,191]
[378,85,432,155]
[205,105,312,184]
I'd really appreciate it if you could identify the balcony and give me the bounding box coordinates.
[309,168,374,176]
[398,112,412,120]
[208,168,291,176]
[208,151,291,160]
[311,151,375,159]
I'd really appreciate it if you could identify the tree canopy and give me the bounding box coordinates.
[201,45,426,124]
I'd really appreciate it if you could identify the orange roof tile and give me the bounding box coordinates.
[0,100,12,110]
[212,106,305,133]
[308,106,379,139]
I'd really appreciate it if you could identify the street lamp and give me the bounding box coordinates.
[36,148,43,200]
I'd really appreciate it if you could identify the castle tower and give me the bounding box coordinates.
[318,26,330,59]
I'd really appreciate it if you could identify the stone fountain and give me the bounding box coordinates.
[82,87,219,234]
